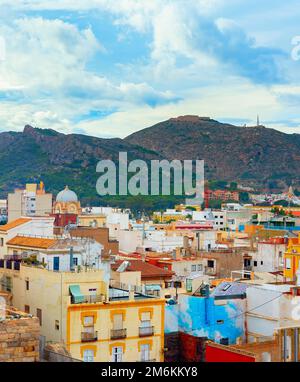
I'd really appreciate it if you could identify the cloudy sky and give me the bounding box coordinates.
[0,0,300,138]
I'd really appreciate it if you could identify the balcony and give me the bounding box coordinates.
[70,294,105,304]
[111,328,127,340]
[139,359,156,362]
[139,326,154,337]
[81,331,98,342]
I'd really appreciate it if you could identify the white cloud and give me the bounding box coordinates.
[0,0,298,138]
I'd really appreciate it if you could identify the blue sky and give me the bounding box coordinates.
[0,0,300,137]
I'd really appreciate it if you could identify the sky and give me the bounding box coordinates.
[0,0,300,138]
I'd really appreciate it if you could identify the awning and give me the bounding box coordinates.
[69,285,85,304]
[145,284,161,291]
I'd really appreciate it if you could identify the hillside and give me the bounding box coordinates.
[0,125,161,206]
[125,115,300,191]
[0,116,299,210]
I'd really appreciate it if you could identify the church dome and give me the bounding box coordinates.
[56,186,78,203]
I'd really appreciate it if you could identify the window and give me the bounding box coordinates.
[24,305,30,313]
[112,346,123,362]
[84,316,94,326]
[0,238,3,247]
[25,280,29,291]
[55,320,60,331]
[220,338,229,345]
[13,250,18,256]
[191,265,196,272]
[198,264,203,271]
[261,261,263,265]
[186,279,192,293]
[89,288,97,295]
[73,258,78,266]
[253,261,257,267]
[36,309,42,326]
[286,258,291,270]
[83,349,94,362]
[140,312,151,329]
[207,260,214,268]
[141,344,150,362]
[113,314,123,330]
[217,319,224,324]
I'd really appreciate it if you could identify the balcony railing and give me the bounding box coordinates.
[139,326,154,337]
[111,328,127,340]
[70,294,105,304]
[81,331,98,342]
[139,359,156,362]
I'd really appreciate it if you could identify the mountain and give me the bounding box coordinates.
[0,125,161,206]
[125,115,300,192]
[0,116,299,210]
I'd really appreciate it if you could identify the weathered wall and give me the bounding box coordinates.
[0,316,40,362]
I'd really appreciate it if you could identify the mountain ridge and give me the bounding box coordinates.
[0,116,299,208]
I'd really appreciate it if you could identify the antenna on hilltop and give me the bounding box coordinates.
[257,115,260,126]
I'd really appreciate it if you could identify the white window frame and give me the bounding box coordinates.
[83,349,94,362]
[112,346,123,362]
[141,344,150,362]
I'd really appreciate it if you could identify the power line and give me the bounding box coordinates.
[187,290,284,331]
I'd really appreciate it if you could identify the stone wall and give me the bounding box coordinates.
[0,316,40,362]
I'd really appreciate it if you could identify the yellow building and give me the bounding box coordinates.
[175,204,201,212]
[283,235,300,281]
[78,214,106,228]
[0,261,164,362]
[152,212,185,223]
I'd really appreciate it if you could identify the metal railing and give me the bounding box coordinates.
[111,328,127,340]
[139,326,154,337]
[139,358,156,362]
[70,294,105,304]
[0,260,21,271]
[109,279,144,294]
[81,331,98,342]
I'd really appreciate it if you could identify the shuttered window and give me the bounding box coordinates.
[113,314,123,330]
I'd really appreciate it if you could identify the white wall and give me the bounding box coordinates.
[251,242,286,272]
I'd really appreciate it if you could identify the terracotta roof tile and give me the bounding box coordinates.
[6,235,57,249]
[111,260,174,279]
[0,218,31,232]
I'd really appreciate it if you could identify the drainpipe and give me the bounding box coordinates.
[283,329,287,362]
[295,328,299,362]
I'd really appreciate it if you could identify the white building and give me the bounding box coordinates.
[0,216,55,258]
[37,237,108,278]
[192,210,226,229]
[249,239,286,272]
[246,283,298,346]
